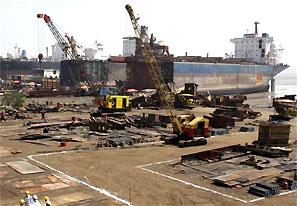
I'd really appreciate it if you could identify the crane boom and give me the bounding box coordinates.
[37,14,76,59]
[125,4,182,133]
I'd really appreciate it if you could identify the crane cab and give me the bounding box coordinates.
[174,115,209,139]
[182,117,209,138]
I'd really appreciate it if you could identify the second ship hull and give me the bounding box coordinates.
[58,59,289,95]
[173,62,289,95]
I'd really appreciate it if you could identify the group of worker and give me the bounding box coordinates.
[19,191,51,206]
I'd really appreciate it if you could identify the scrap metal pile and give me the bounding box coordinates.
[25,103,61,113]
[0,106,31,120]
[179,143,296,197]
[89,113,173,147]
[14,110,175,149]
[271,95,297,121]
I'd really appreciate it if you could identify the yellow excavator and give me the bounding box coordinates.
[126,5,208,147]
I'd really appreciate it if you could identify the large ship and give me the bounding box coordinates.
[118,22,289,94]
[22,22,289,95]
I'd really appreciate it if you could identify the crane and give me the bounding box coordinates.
[125,4,208,147]
[37,14,79,60]
[37,13,97,90]
[125,4,182,132]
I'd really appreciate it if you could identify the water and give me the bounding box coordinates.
[274,66,297,97]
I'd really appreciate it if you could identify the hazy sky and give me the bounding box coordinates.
[0,0,296,69]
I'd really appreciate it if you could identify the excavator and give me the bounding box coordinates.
[125,5,208,147]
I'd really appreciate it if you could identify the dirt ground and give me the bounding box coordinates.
[1,93,297,206]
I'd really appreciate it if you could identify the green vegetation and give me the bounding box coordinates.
[2,91,25,108]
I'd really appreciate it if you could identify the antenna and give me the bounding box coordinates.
[254,21,260,35]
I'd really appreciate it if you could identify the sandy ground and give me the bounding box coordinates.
[1,93,297,206]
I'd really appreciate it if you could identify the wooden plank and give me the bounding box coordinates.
[6,161,44,174]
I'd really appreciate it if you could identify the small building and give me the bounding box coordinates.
[44,69,60,78]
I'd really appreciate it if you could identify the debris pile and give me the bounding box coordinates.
[0,106,31,120]
[212,105,261,121]
[178,142,296,197]
[248,181,280,197]
[25,103,61,113]
[272,95,297,119]
[257,121,291,147]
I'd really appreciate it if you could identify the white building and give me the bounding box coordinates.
[51,43,64,62]
[44,69,60,78]
[230,22,280,65]
[84,48,97,60]
[123,37,137,57]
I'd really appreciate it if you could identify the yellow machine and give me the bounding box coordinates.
[174,115,209,138]
[126,5,208,147]
[100,95,130,112]
[181,116,209,138]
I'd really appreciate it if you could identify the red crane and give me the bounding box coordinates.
[37,14,78,60]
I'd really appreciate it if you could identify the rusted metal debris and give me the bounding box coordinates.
[204,114,235,128]
[212,105,261,121]
[181,145,245,163]
[26,90,79,98]
[249,181,280,197]
[273,95,297,117]
[0,106,31,120]
[25,103,61,113]
[276,176,297,190]
[257,121,291,147]
[243,144,291,157]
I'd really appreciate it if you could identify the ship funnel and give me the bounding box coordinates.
[254,21,260,35]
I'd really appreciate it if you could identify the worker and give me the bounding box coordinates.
[44,196,51,206]
[24,191,33,206]
[41,111,46,120]
[32,195,41,206]
[0,111,6,122]
[19,199,25,206]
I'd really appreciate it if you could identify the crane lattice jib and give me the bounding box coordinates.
[125,4,182,133]
[37,14,75,60]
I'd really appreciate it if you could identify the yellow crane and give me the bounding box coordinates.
[125,4,182,132]
[125,4,208,147]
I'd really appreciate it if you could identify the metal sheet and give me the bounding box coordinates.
[60,60,108,88]
[107,62,127,82]
[41,182,69,190]
[52,192,93,205]
[125,61,173,89]
[6,161,44,174]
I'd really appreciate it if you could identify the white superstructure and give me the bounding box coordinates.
[123,37,137,57]
[230,22,281,65]
[51,43,65,62]
[44,69,60,78]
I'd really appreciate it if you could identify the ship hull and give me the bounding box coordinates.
[173,62,289,95]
